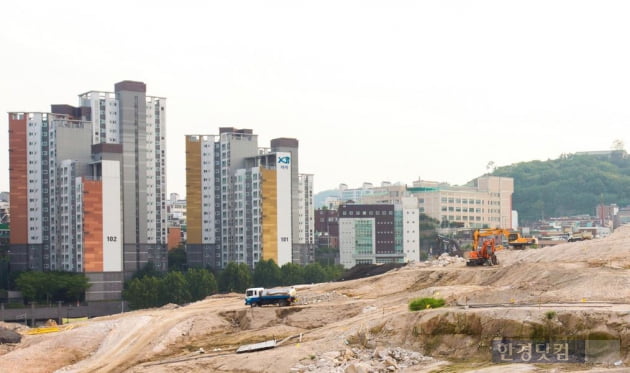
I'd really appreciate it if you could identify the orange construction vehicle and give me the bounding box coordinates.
[465,228,510,266]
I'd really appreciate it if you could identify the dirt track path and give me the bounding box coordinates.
[57,296,242,373]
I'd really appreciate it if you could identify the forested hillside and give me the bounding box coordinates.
[491,151,630,223]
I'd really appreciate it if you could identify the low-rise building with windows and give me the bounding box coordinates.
[338,197,420,268]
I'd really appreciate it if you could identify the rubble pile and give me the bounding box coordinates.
[296,291,348,305]
[290,346,435,372]
[420,253,465,267]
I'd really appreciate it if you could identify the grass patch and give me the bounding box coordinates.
[369,322,386,335]
[409,297,445,311]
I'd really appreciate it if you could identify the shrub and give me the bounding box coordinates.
[409,297,445,311]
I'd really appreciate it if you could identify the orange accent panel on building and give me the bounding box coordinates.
[167,227,182,251]
[261,168,278,262]
[186,137,202,244]
[83,179,103,272]
[8,114,28,244]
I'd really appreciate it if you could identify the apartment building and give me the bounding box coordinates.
[185,129,314,270]
[295,173,315,264]
[7,80,167,300]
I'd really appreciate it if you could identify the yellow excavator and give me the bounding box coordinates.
[508,232,538,249]
[465,228,537,266]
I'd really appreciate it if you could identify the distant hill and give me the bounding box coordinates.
[492,151,630,223]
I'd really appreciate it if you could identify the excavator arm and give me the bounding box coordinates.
[436,235,462,257]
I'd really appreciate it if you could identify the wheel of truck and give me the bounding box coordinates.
[491,254,498,266]
[279,299,289,307]
[250,302,259,307]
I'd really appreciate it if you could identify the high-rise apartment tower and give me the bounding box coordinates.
[185,128,314,269]
[7,80,167,300]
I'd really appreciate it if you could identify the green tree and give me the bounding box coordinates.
[57,272,90,302]
[185,268,217,301]
[253,259,282,288]
[168,246,187,272]
[15,271,45,302]
[123,276,161,309]
[419,213,439,256]
[219,262,252,293]
[15,271,90,303]
[280,262,304,285]
[160,271,191,305]
[303,262,327,284]
[323,264,344,281]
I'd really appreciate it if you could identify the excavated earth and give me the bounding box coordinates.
[3,226,630,372]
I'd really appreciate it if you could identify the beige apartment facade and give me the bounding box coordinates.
[412,176,514,229]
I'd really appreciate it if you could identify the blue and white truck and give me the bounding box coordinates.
[245,287,297,307]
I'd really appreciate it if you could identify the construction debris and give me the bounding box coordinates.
[290,347,437,372]
[295,291,347,305]
[236,339,277,353]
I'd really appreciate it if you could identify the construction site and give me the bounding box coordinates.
[2,225,630,372]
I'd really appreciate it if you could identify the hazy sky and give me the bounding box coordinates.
[2,1,630,196]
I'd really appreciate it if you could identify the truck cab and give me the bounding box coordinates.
[245,287,265,302]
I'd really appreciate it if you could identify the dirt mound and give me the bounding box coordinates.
[500,224,630,266]
[0,328,21,344]
[339,262,406,281]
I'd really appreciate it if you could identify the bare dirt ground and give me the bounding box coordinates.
[3,226,630,372]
